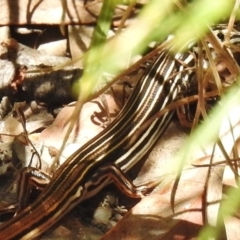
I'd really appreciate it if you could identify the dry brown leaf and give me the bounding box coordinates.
[101,167,206,239]
[101,155,226,239]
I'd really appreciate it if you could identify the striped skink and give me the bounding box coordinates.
[0,24,239,239]
[0,48,188,239]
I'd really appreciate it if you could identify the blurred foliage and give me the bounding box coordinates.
[73,0,236,96]
[73,0,240,239]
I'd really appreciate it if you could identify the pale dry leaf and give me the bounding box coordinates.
[205,165,224,227]
[223,165,238,188]
[218,105,240,156]
[39,94,118,150]
[224,215,240,240]
[68,25,94,68]
[0,116,23,142]
[38,40,68,57]
[0,0,129,25]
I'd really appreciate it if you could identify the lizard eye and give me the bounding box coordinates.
[217,32,225,41]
